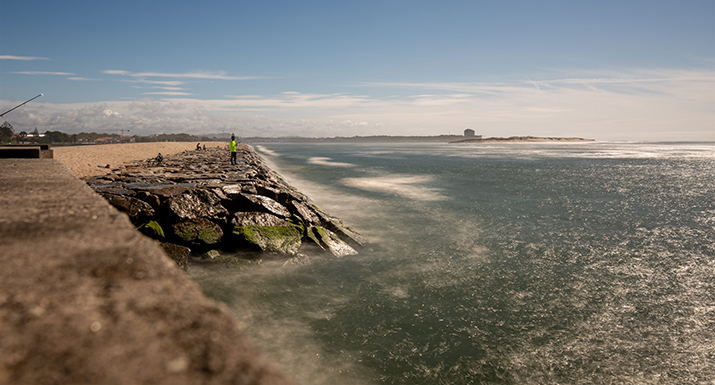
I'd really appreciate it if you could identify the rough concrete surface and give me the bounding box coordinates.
[0,159,294,385]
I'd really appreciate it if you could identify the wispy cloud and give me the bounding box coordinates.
[154,86,185,91]
[133,70,259,80]
[0,55,50,61]
[363,69,713,96]
[127,79,185,86]
[11,71,75,76]
[142,91,195,96]
[68,77,98,81]
[103,69,260,80]
[103,70,131,76]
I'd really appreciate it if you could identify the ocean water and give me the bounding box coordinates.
[189,142,715,384]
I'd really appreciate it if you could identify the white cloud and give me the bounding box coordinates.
[0,55,50,60]
[103,70,132,76]
[1,68,712,141]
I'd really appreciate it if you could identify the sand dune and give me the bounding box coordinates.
[53,142,227,178]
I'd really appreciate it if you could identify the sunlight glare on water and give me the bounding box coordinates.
[190,142,715,385]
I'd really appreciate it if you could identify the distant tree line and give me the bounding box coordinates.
[0,121,219,144]
[134,133,212,142]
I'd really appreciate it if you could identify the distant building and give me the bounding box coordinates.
[464,128,482,139]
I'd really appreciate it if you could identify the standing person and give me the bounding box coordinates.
[229,135,237,165]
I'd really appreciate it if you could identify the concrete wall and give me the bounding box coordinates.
[0,159,293,385]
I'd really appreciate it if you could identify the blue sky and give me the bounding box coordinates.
[1,0,713,140]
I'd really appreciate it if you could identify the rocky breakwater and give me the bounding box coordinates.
[84,144,365,268]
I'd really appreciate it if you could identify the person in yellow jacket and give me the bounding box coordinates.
[229,135,237,165]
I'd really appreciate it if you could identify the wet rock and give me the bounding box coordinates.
[103,194,155,225]
[238,193,291,218]
[159,242,190,270]
[288,200,321,225]
[146,185,191,198]
[221,184,243,196]
[232,211,291,227]
[232,223,303,255]
[309,226,358,257]
[230,212,303,253]
[135,191,161,209]
[172,218,223,246]
[201,249,221,260]
[162,189,228,221]
[314,209,367,248]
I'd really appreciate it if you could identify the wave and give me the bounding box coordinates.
[341,174,449,202]
[307,157,356,168]
[254,145,279,157]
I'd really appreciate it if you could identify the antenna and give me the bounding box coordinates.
[0,94,43,118]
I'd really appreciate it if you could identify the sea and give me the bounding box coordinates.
[189,141,714,385]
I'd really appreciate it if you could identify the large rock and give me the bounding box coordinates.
[308,226,358,257]
[231,212,303,254]
[163,189,228,221]
[237,194,291,218]
[314,209,367,249]
[160,242,191,270]
[103,194,155,225]
[172,218,223,246]
[288,200,321,225]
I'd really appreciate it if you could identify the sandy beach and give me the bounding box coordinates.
[54,141,226,178]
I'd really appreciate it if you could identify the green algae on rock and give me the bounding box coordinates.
[139,220,165,238]
[233,224,303,254]
[172,218,223,245]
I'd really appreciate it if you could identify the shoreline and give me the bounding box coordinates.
[450,136,595,144]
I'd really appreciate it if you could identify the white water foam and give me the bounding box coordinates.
[254,145,279,157]
[341,174,449,202]
[308,157,356,167]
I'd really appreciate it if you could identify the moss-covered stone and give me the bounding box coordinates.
[138,220,165,239]
[172,218,223,245]
[232,224,302,254]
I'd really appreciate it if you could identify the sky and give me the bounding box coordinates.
[1,0,713,141]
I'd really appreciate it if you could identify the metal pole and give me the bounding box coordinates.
[0,94,43,118]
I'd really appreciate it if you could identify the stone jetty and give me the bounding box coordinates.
[84,144,365,267]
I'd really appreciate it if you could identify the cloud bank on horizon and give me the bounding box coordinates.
[1,0,713,141]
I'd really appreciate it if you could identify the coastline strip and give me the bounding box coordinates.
[54,142,226,178]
